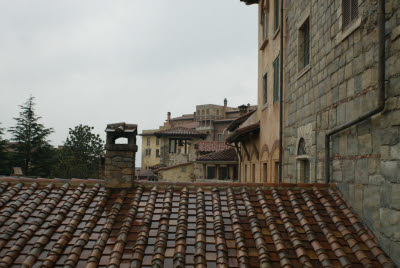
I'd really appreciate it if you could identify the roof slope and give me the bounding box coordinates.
[197,141,230,153]
[226,122,260,143]
[226,110,257,132]
[154,127,207,137]
[196,148,238,162]
[0,178,393,267]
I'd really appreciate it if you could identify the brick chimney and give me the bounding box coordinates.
[104,122,138,188]
[223,98,227,118]
[238,104,248,116]
[167,112,171,123]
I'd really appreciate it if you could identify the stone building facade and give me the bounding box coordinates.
[140,129,161,170]
[281,0,400,263]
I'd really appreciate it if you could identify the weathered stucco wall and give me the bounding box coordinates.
[284,0,400,263]
[158,163,194,182]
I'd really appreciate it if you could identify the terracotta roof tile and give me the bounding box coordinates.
[197,141,230,153]
[155,127,207,137]
[226,110,257,132]
[226,122,260,143]
[0,178,393,267]
[196,148,238,162]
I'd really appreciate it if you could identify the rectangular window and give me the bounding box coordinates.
[169,138,189,154]
[263,9,268,40]
[274,0,279,32]
[244,165,248,181]
[145,149,151,156]
[263,163,268,182]
[274,162,279,182]
[252,164,256,182]
[207,166,215,179]
[263,73,268,105]
[169,139,176,153]
[219,167,228,180]
[342,0,358,29]
[147,137,150,146]
[298,18,310,71]
[273,56,280,103]
[156,149,160,157]
[218,134,222,142]
[156,137,160,146]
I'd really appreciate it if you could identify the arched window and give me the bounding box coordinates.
[297,138,310,183]
[298,138,306,155]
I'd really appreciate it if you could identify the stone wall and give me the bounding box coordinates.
[284,0,400,263]
[157,163,194,182]
[104,150,135,188]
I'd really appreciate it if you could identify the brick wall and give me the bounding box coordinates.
[284,0,400,263]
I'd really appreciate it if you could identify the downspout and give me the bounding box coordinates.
[278,0,284,183]
[325,0,386,183]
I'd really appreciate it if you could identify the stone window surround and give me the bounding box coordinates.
[259,0,269,50]
[335,0,362,46]
[262,68,269,110]
[296,7,311,80]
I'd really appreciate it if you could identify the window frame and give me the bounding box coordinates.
[147,137,150,146]
[273,56,280,104]
[274,0,279,32]
[342,0,359,30]
[263,72,268,105]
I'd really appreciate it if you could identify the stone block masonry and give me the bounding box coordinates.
[283,0,400,264]
[104,123,138,188]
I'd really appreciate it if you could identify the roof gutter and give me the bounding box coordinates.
[325,0,386,183]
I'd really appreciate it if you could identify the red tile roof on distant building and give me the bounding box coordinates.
[226,109,257,132]
[196,148,238,162]
[170,114,194,121]
[197,141,230,153]
[154,127,207,138]
[0,177,393,267]
[226,122,260,143]
[154,162,192,172]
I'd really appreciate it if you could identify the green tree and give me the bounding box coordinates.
[8,96,54,177]
[0,124,10,175]
[54,124,104,179]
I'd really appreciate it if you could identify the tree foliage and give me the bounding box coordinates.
[54,124,104,179]
[8,96,54,176]
[0,124,10,175]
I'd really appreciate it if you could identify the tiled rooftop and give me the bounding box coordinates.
[0,178,393,267]
[226,110,257,132]
[154,127,207,138]
[196,148,238,162]
[226,122,260,143]
[196,141,231,153]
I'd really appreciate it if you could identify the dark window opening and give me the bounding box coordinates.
[263,73,268,105]
[263,163,268,182]
[342,0,358,29]
[299,18,310,70]
[156,149,160,157]
[219,167,228,180]
[169,138,189,154]
[298,138,307,155]
[274,0,279,32]
[263,9,268,40]
[273,56,280,103]
[207,166,216,179]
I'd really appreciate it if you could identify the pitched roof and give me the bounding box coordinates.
[226,109,257,132]
[0,177,393,267]
[170,114,194,121]
[196,141,230,153]
[154,162,193,172]
[226,122,260,143]
[196,148,238,162]
[154,127,207,138]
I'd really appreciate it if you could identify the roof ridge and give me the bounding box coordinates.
[302,189,353,266]
[0,183,38,228]
[226,187,248,266]
[311,188,373,266]
[256,188,292,267]
[328,188,393,266]
[0,183,70,265]
[65,188,110,267]
[194,187,206,266]
[43,183,101,266]
[152,186,174,266]
[173,187,189,267]
[87,189,127,266]
[287,189,333,267]
[0,183,23,209]
[130,186,158,267]
[211,188,228,266]
[108,185,144,267]
[0,183,53,250]
[241,189,272,267]
[271,188,313,267]
[22,183,87,266]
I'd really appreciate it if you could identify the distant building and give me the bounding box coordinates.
[140,129,161,170]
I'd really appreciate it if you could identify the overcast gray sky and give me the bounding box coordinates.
[0,1,257,166]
